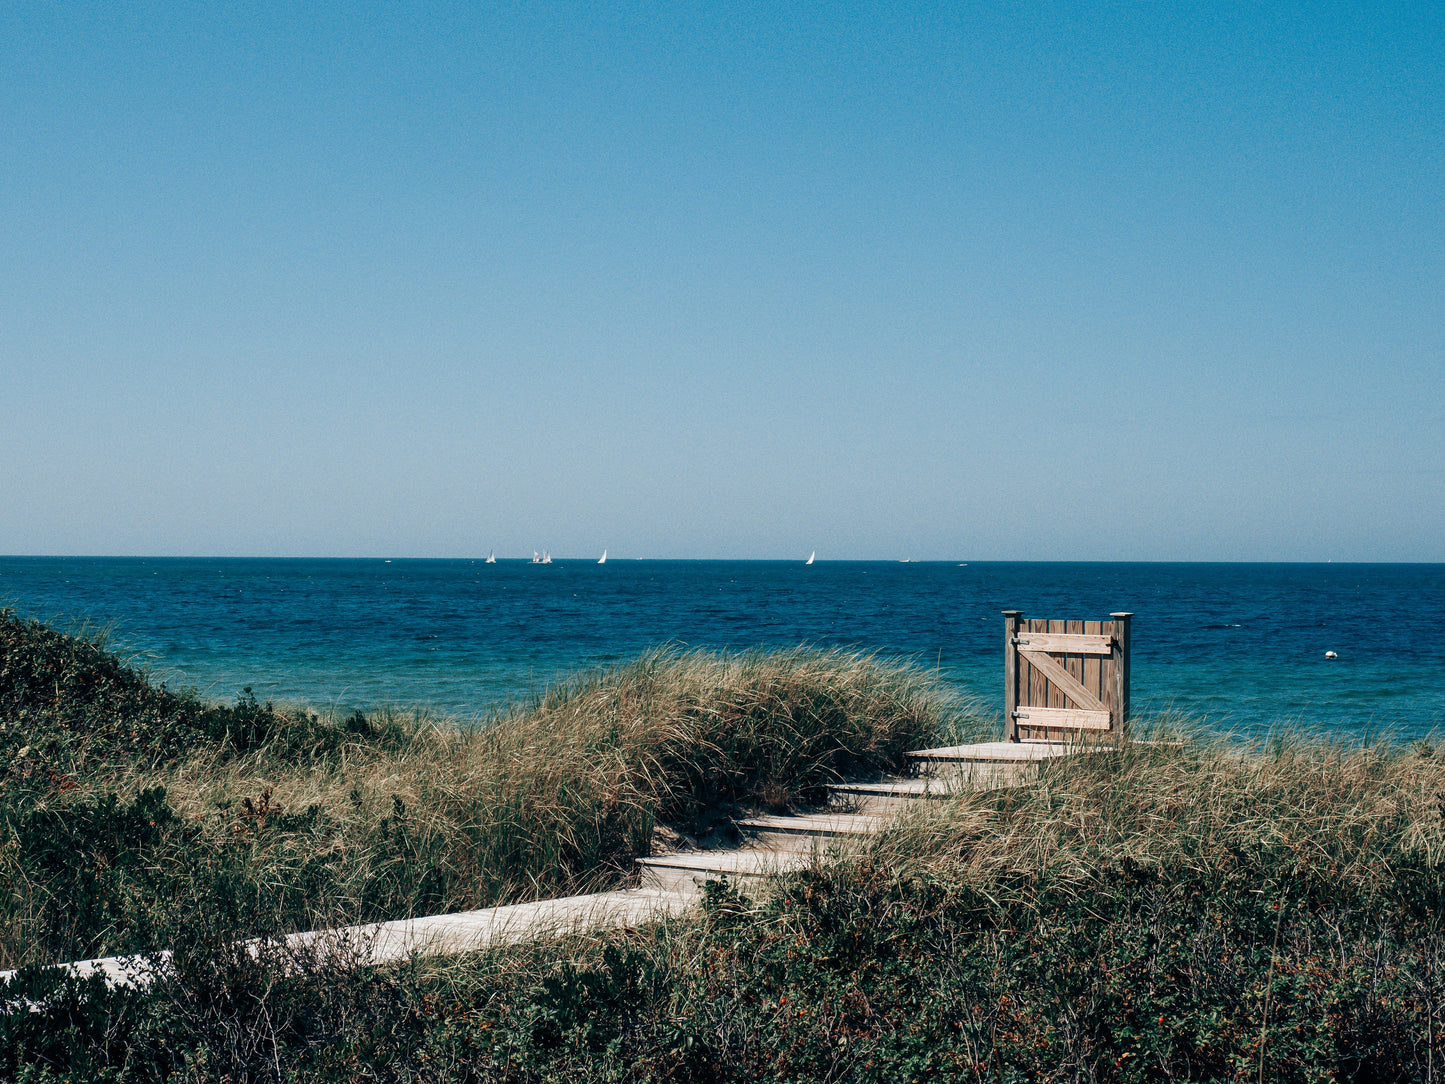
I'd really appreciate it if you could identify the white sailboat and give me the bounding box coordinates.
[598,549,607,564]
[485,551,496,564]
[541,551,552,564]
[806,551,815,565]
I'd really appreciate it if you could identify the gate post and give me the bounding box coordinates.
[1003,610,1023,741]
[1110,612,1132,739]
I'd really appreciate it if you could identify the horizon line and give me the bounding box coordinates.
[2,555,1441,566]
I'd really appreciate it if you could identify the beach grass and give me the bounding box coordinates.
[0,610,972,969]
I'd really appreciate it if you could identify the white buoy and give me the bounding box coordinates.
[1324,651,1338,659]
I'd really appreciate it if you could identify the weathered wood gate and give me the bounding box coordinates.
[1003,611,1132,743]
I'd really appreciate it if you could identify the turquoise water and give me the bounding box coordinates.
[2,558,1442,740]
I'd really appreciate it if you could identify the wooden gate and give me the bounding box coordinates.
[1003,611,1132,743]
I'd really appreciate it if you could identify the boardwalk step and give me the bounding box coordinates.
[0,887,696,993]
[293,886,697,963]
[635,849,812,893]
[905,740,1081,783]
[906,740,1079,764]
[736,812,884,848]
[825,777,958,813]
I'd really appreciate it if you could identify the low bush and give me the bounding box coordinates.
[0,609,355,776]
[4,835,1440,1081]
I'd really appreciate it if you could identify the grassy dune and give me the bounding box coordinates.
[0,609,966,968]
[3,611,1443,1081]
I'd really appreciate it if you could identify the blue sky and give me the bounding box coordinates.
[2,1,1441,560]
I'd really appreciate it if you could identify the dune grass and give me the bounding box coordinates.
[0,611,969,969]
[869,722,1445,886]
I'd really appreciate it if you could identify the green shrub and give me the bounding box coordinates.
[5,848,1439,1082]
[0,609,347,778]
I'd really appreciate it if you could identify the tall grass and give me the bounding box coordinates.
[1,613,971,969]
[868,724,1445,893]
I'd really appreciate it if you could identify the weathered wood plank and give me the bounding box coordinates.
[1029,619,1047,712]
[1012,706,1112,730]
[1100,619,1116,716]
[1047,619,1064,708]
[1066,619,1085,710]
[1011,632,1113,655]
[1083,620,1102,709]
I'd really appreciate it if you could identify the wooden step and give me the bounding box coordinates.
[907,740,1081,763]
[736,812,884,849]
[905,740,1080,784]
[634,848,812,893]
[0,887,696,993]
[295,887,696,963]
[826,777,958,814]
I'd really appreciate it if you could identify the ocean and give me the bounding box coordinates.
[2,558,1442,741]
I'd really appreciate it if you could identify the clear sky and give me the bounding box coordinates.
[2,2,1441,561]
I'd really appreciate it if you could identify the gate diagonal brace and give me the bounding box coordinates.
[1016,648,1106,713]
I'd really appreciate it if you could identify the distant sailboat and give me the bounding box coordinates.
[532,551,540,564]
[541,551,552,564]
[598,549,607,564]
[485,551,496,564]
[806,551,815,565]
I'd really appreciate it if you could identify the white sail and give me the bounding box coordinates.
[598,549,607,564]
[486,551,496,564]
[806,551,815,565]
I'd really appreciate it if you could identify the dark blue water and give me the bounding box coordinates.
[2,558,1442,740]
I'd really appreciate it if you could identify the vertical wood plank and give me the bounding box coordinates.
[1065,618,1084,709]
[1003,611,1022,742]
[1043,618,1061,740]
[1029,618,1048,740]
[1029,619,1046,713]
[1022,617,1035,740]
[1083,619,1102,709]
[1053,618,1070,741]
[1023,624,1034,745]
[1047,618,1065,709]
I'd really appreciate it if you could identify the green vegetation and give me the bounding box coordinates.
[0,609,956,967]
[3,611,1443,1081]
